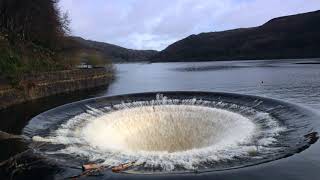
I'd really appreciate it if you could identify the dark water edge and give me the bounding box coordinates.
[0,85,110,163]
[0,85,109,134]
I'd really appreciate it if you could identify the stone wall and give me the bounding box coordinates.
[0,68,113,110]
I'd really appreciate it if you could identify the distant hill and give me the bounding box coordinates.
[152,10,320,62]
[69,37,158,63]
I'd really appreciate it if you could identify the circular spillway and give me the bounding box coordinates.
[83,105,255,153]
[24,92,319,174]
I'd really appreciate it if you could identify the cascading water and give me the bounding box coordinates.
[25,92,319,173]
[82,105,255,153]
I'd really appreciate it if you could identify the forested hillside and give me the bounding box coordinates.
[68,36,158,63]
[153,10,320,62]
[0,0,110,84]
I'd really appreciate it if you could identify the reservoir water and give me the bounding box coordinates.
[1,59,320,179]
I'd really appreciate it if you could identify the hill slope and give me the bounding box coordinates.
[70,37,158,63]
[153,10,320,61]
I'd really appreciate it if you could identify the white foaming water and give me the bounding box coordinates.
[82,105,255,153]
[32,98,286,171]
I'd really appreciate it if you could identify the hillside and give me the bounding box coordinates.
[0,0,73,83]
[0,0,114,109]
[70,37,158,63]
[152,10,320,61]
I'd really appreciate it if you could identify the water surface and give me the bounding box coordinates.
[107,59,320,109]
[1,59,320,179]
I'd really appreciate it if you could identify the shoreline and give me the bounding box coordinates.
[150,57,320,63]
[0,68,113,110]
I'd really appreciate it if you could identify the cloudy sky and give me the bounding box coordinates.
[59,0,320,50]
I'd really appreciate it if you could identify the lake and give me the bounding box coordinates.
[1,59,320,179]
[107,59,320,109]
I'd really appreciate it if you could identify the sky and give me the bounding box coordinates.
[59,0,320,51]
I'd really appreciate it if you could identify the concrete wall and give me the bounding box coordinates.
[0,68,113,110]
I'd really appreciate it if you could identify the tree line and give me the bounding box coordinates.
[0,0,69,49]
[0,0,71,83]
[0,0,111,84]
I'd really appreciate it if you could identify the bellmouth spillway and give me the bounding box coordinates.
[24,92,319,173]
